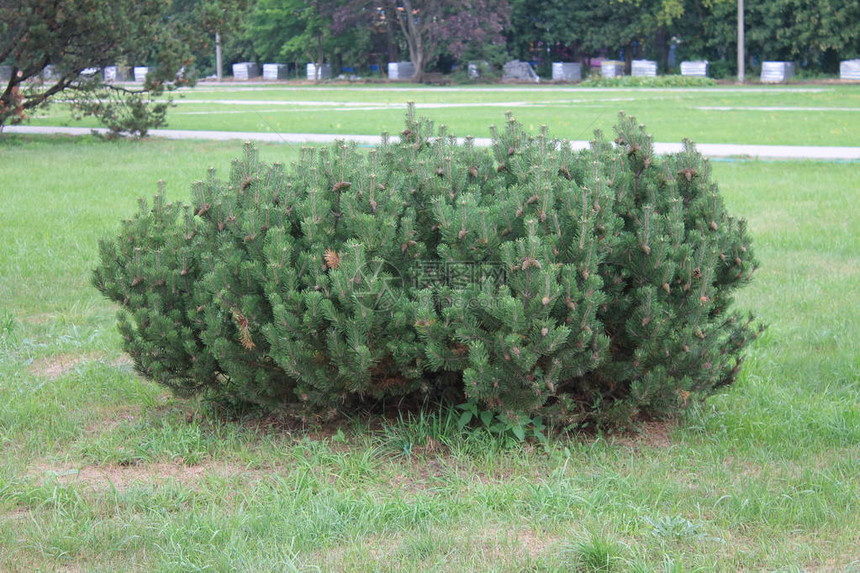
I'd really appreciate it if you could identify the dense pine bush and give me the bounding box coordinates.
[93,106,761,428]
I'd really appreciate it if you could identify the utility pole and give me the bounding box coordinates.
[215,32,223,81]
[737,0,745,83]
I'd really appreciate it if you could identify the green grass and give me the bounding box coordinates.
[23,83,860,146]
[0,134,858,571]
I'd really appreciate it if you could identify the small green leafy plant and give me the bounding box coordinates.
[456,399,547,443]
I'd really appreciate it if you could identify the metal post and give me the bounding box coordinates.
[737,0,745,83]
[215,32,223,81]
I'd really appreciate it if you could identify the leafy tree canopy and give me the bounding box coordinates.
[0,0,197,135]
[333,0,510,80]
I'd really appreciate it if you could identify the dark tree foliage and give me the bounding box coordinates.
[507,0,678,66]
[0,0,195,135]
[244,0,372,72]
[168,0,255,77]
[747,0,860,67]
[674,0,860,75]
[332,0,510,80]
[94,107,762,429]
[506,0,859,75]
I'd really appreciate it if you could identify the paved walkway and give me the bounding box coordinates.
[5,125,860,160]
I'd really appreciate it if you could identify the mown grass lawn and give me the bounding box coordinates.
[24,83,860,146]
[0,132,858,572]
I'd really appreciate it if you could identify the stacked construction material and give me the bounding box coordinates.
[631,60,657,77]
[103,66,128,82]
[503,60,540,82]
[468,61,490,79]
[0,65,12,82]
[387,61,415,80]
[133,67,148,82]
[680,61,709,77]
[306,63,332,80]
[263,63,288,80]
[601,60,625,78]
[840,60,860,80]
[760,61,795,83]
[551,62,582,82]
[232,62,259,80]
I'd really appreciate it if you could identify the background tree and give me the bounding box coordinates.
[0,0,197,134]
[506,0,588,67]
[168,0,254,79]
[746,0,860,72]
[245,0,373,75]
[508,0,685,74]
[666,0,860,77]
[249,0,328,66]
[582,0,698,71]
[334,0,510,80]
[668,0,741,77]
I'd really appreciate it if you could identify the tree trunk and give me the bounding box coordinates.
[316,34,325,80]
[624,42,633,75]
[656,26,668,72]
[399,0,425,82]
[411,41,425,82]
[386,17,398,63]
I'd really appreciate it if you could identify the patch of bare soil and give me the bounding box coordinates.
[803,556,860,573]
[22,313,56,325]
[610,420,675,450]
[29,460,267,491]
[28,353,135,380]
[0,508,31,523]
[28,353,94,379]
[112,354,134,368]
[514,527,558,560]
[382,454,503,496]
[474,525,560,562]
[83,405,140,434]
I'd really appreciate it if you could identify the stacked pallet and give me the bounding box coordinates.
[840,60,860,80]
[601,61,625,78]
[263,64,288,80]
[387,61,415,80]
[552,62,582,82]
[103,66,128,82]
[307,63,332,80]
[680,61,709,77]
[631,60,657,77]
[232,62,259,80]
[133,67,148,82]
[468,61,489,79]
[503,60,540,82]
[760,61,795,83]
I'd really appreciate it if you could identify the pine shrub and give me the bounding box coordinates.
[93,106,761,428]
